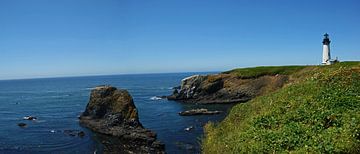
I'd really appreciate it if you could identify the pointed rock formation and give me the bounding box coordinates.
[80,85,165,153]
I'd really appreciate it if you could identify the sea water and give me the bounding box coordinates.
[0,73,233,153]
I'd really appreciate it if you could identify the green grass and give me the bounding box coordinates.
[203,62,360,153]
[223,65,308,79]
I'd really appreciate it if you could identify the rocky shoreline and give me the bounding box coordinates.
[168,73,288,104]
[77,72,289,153]
[79,86,165,153]
[77,71,288,153]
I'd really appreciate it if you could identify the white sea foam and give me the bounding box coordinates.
[85,87,96,90]
[150,96,163,100]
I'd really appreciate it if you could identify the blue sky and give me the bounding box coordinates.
[0,0,359,80]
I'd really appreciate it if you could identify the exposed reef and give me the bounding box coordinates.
[168,73,288,104]
[79,85,165,153]
[179,108,222,116]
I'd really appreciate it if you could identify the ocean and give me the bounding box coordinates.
[0,73,233,154]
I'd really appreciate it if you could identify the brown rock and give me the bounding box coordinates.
[79,85,165,153]
[179,108,222,116]
[168,74,288,104]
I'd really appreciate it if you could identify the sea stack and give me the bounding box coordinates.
[79,85,165,153]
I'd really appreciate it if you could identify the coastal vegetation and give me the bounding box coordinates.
[203,62,360,153]
[223,65,307,79]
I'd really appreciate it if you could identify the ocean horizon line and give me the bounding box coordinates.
[0,71,220,82]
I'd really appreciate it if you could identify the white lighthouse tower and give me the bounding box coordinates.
[322,33,332,65]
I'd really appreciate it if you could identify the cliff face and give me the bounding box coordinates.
[168,73,288,104]
[80,86,164,153]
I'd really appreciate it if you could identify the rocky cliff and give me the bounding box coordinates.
[168,72,289,104]
[79,86,165,153]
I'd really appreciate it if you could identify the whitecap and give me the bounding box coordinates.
[150,96,163,101]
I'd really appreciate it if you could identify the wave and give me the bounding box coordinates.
[150,96,165,101]
[85,87,96,90]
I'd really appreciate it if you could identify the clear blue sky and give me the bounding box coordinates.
[0,0,359,80]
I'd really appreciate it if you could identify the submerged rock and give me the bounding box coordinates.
[63,130,85,137]
[175,142,196,151]
[17,123,27,128]
[78,131,85,137]
[179,108,222,116]
[79,85,165,153]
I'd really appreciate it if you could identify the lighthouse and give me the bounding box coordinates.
[322,33,332,65]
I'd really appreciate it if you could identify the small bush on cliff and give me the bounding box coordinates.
[203,62,360,153]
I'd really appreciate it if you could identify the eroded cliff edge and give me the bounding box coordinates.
[79,86,165,153]
[168,66,307,104]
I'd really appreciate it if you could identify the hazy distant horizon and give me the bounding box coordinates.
[0,70,220,81]
[1,0,359,80]
[0,62,329,81]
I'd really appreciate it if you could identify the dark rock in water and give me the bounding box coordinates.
[172,86,181,90]
[168,74,288,104]
[23,116,37,120]
[158,96,167,99]
[78,131,85,137]
[95,133,165,154]
[17,123,27,128]
[179,108,222,116]
[64,130,85,137]
[64,130,77,136]
[173,89,179,95]
[79,85,165,153]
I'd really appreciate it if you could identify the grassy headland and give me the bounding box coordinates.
[223,65,308,79]
[203,62,360,153]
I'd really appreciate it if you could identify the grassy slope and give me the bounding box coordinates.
[223,65,308,79]
[203,62,360,153]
